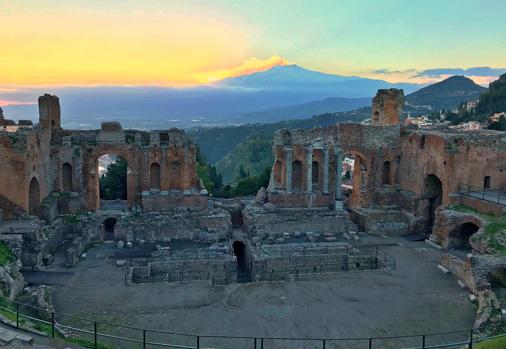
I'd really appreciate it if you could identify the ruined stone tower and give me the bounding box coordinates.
[371,89,404,126]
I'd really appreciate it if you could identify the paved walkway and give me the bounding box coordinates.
[463,190,506,206]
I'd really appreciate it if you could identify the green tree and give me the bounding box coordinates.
[238,165,247,179]
[99,158,128,200]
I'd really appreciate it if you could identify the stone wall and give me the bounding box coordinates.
[243,204,352,238]
[0,94,207,217]
[113,209,232,243]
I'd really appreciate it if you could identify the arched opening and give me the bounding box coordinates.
[484,176,491,190]
[168,161,182,189]
[382,161,392,185]
[420,135,426,149]
[423,174,443,236]
[150,163,161,189]
[28,177,41,217]
[62,163,73,192]
[341,153,370,207]
[312,161,320,185]
[292,160,303,192]
[448,222,479,251]
[98,154,128,210]
[273,160,283,189]
[233,241,252,283]
[103,217,117,241]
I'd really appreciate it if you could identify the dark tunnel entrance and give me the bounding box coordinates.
[103,217,117,241]
[233,241,252,283]
[448,222,479,251]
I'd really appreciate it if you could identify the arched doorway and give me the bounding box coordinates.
[62,163,73,192]
[292,160,303,192]
[150,163,161,189]
[103,217,117,241]
[28,177,41,216]
[448,223,479,251]
[233,241,252,283]
[382,161,392,185]
[484,176,491,190]
[423,174,443,236]
[343,153,369,207]
[98,154,128,210]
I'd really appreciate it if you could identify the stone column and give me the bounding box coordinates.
[306,146,313,193]
[285,148,293,193]
[335,146,343,209]
[323,145,329,193]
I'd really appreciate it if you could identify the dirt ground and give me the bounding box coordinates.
[24,237,476,349]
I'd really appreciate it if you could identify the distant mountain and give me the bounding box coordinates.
[405,75,486,111]
[216,64,420,98]
[238,96,370,123]
[475,73,506,115]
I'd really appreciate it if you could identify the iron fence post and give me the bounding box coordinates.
[261,338,264,349]
[368,338,372,349]
[322,339,326,349]
[254,338,257,349]
[15,302,19,329]
[422,335,425,348]
[51,312,55,338]
[197,335,200,349]
[94,321,97,349]
[469,329,473,349]
[143,329,146,349]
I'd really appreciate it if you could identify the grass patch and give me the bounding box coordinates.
[0,242,15,266]
[475,335,506,349]
[66,336,116,349]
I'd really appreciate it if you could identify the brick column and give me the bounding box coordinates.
[285,148,292,193]
[306,145,313,193]
[323,145,329,193]
[335,146,343,209]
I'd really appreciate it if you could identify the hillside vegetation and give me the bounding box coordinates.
[216,136,274,184]
[405,75,486,111]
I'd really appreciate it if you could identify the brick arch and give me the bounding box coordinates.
[342,149,371,207]
[431,209,484,250]
[83,145,138,211]
[28,176,41,217]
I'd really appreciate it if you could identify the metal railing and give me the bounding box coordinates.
[458,183,506,206]
[0,295,504,349]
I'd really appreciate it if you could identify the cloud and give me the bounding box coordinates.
[372,68,416,75]
[0,100,36,107]
[368,66,505,86]
[194,55,291,84]
[416,66,506,77]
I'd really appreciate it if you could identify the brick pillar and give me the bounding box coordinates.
[335,146,343,209]
[286,148,292,193]
[323,145,329,193]
[306,145,313,193]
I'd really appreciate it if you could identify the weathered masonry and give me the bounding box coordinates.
[266,89,506,238]
[0,94,207,221]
